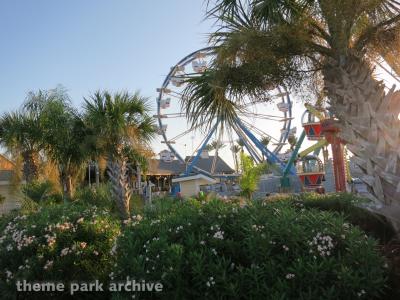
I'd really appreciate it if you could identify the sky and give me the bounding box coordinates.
[0,0,212,111]
[0,0,398,167]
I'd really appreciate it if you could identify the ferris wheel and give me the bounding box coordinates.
[155,47,297,177]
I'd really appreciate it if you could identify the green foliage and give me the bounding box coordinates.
[113,198,387,299]
[0,203,120,299]
[73,183,114,209]
[21,180,62,205]
[39,93,91,198]
[83,91,155,160]
[293,193,396,243]
[239,153,267,199]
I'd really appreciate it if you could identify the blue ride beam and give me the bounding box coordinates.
[283,130,306,177]
[236,134,263,164]
[236,119,296,175]
[185,123,218,176]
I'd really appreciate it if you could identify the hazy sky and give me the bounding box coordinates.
[0,0,212,111]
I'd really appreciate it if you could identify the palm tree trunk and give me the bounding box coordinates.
[323,56,400,232]
[107,157,131,220]
[60,171,73,201]
[21,150,38,183]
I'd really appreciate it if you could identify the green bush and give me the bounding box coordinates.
[21,180,62,205]
[288,193,396,243]
[0,203,120,299]
[73,183,114,209]
[113,198,387,300]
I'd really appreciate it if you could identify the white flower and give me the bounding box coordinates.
[357,289,366,297]
[5,270,13,279]
[285,273,295,279]
[282,245,289,251]
[60,247,70,256]
[76,217,84,224]
[206,276,216,287]
[200,240,206,245]
[213,231,224,240]
[43,260,53,270]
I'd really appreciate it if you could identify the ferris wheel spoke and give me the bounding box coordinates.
[239,111,292,121]
[239,119,281,143]
[185,123,218,175]
[167,123,204,142]
[232,122,263,163]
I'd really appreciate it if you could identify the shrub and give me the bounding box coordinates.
[289,193,396,243]
[0,203,120,299]
[113,198,387,300]
[21,180,62,205]
[73,183,114,209]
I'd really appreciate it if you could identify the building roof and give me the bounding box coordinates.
[0,154,15,171]
[147,156,235,176]
[184,156,234,174]
[172,173,217,183]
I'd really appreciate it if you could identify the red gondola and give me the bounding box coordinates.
[297,155,325,193]
[302,110,324,140]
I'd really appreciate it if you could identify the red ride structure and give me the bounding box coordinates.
[321,119,347,192]
[299,108,347,193]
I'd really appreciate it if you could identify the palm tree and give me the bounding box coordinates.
[236,139,245,152]
[183,0,400,228]
[39,92,90,200]
[230,144,241,172]
[260,136,270,148]
[83,91,155,220]
[260,136,271,160]
[288,136,298,151]
[0,91,48,182]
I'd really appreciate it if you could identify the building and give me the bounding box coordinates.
[145,150,235,195]
[0,154,20,214]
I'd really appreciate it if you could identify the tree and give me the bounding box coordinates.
[239,152,267,199]
[260,136,270,147]
[0,91,49,182]
[83,91,155,220]
[230,144,241,171]
[183,0,400,229]
[39,92,90,200]
[288,135,298,151]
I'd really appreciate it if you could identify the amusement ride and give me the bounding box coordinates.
[154,48,399,195]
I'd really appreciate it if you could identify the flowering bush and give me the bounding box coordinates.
[113,198,387,299]
[275,192,397,243]
[0,203,120,299]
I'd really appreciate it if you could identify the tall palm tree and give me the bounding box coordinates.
[83,91,155,220]
[183,0,400,228]
[39,97,90,200]
[288,136,298,151]
[0,90,49,182]
[260,136,271,160]
[230,144,241,172]
[260,136,270,148]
